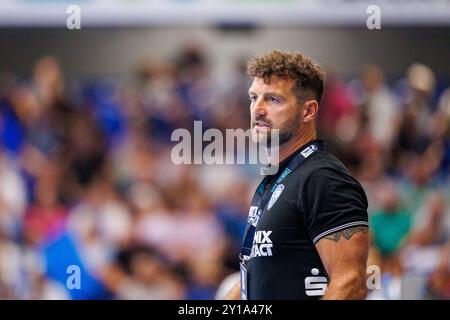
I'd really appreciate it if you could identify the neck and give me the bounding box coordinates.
[266,129,316,165]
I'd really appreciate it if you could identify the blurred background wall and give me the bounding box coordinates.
[1,27,449,80]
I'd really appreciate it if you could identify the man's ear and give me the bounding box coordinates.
[302,100,319,123]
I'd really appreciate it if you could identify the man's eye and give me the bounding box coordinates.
[268,96,279,103]
[249,96,257,102]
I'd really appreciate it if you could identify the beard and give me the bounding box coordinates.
[252,108,302,148]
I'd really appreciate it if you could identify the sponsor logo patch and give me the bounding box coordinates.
[268,184,284,210]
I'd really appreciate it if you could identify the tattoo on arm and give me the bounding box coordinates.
[323,226,368,242]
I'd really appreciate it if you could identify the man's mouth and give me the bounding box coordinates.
[253,120,271,129]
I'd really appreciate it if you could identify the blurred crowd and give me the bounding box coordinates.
[0,45,449,299]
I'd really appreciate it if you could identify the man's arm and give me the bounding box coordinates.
[315,226,369,300]
[224,280,241,300]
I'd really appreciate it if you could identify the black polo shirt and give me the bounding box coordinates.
[244,139,368,300]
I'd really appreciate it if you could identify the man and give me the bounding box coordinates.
[225,50,369,300]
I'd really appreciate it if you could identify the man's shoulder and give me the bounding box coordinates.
[296,149,350,178]
[298,150,367,204]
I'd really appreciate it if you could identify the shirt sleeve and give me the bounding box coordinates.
[301,167,369,244]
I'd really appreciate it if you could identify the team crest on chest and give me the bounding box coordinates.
[268,184,284,210]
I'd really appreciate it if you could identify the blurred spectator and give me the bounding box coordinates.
[319,69,357,144]
[393,63,436,157]
[371,181,412,257]
[401,193,449,275]
[0,147,27,238]
[66,178,133,271]
[360,64,400,149]
[22,161,66,246]
[0,227,23,298]
[425,242,450,299]
[104,245,185,300]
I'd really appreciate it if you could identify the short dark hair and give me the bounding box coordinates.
[247,50,325,103]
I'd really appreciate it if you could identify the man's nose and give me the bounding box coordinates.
[252,98,267,116]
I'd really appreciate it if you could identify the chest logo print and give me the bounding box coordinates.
[267,184,284,210]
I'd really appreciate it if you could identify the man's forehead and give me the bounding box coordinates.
[248,76,294,94]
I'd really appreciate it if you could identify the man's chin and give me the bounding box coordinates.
[251,132,271,146]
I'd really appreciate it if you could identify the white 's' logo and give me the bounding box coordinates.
[268,184,284,210]
[305,268,328,296]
